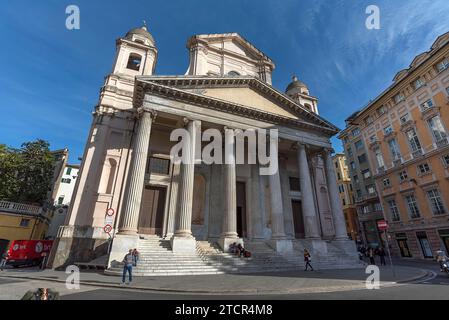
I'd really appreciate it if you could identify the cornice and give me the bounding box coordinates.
[133,76,337,135]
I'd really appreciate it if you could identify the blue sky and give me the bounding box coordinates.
[1,0,448,163]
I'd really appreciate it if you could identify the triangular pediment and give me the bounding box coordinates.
[135,76,339,135]
[188,33,273,64]
[191,86,299,120]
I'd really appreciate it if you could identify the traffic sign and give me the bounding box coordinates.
[103,224,113,234]
[106,208,115,217]
[377,220,388,231]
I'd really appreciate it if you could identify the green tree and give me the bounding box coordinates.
[0,139,55,205]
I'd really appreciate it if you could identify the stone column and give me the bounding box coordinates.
[118,108,156,235]
[171,119,200,252]
[267,137,292,253]
[323,148,348,240]
[218,128,242,250]
[297,143,320,239]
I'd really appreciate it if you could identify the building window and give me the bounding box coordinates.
[446,87,449,96]
[352,128,361,137]
[66,167,72,175]
[227,71,241,76]
[374,147,385,169]
[362,169,371,179]
[358,154,367,164]
[342,198,346,206]
[364,116,373,125]
[417,162,431,175]
[337,172,342,180]
[362,205,370,214]
[57,196,64,205]
[20,218,30,227]
[347,147,353,157]
[387,200,401,222]
[383,178,391,188]
[356,190,362,199]
[366,184,376,195]
[427,115,447,145]
[148,157,170,175]
[405,128,422,153]
[384,125,393,135]
[61,178,71,184]
[374,202,382,212]
[388,138,401,161]
[436,58,449,72]
[289,177,300,192]
[413,78,425,90]
[377,106,386,116]
[400,113,410,124]
[394,93,405,104]
[405,195,421,219]
[350,161,356,170]
[126,53,142,71]
[420,99,434,112]
[427,189,446,215]
[354,139,363,150]
[398,170,408,182]
[442,154,449,167]
[353,175,359,184]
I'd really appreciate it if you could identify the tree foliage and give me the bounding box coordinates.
[0,139,55,205]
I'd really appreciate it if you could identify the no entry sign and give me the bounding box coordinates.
[377,220,388,231]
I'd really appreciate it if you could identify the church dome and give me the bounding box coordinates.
[285,75,309,96]
[125,24,155,46]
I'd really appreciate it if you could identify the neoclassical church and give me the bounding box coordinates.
[50,25,360,274]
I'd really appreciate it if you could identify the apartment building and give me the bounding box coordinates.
[339,115,385,249]
[342,32,449,259]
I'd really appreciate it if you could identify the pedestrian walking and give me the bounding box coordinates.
[39,252,48,270]
[122,249,134,285]
[304,249,314,271]
[368,247,376,265]
[378,247,386,266]
[0,253,7,271]
[132,248,140,267]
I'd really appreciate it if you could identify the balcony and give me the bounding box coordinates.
[436,138,449,148]
[0,200,43,216]
[412,149,424,159]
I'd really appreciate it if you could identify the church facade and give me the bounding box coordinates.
[50,25,359,272]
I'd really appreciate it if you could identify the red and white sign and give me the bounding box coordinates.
[103,224,113,234]
[377,220,389,231]
[106,208,115,216]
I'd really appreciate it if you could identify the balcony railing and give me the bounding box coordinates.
[0,200,43,216]
[436,138,449,148]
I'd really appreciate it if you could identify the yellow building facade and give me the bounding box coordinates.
[0,202,50,244]
[349,32,449,259]
[332,153,360,242]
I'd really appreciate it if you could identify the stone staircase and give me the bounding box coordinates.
[106,236,223,276]
[105,236,364,277]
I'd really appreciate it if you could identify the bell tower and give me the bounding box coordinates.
[99,23,158,112]
[111,23,158,76]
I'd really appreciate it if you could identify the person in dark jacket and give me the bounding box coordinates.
[378,247,387,266]
[368,248,376,265]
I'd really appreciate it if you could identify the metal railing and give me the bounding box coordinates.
[0,200,42,215]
